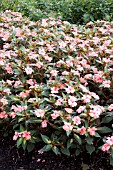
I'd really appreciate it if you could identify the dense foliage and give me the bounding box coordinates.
[0,10,113,165]
[0,0,113,24]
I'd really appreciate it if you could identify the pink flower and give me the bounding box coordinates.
[0,98,8,105]
[20,91,29,98]
[76,106,85,113]
[102,143,110,151]
[22,131,31,140]
[108,104,113,111]
[77,126,86,135]
[68,96,77,107]
[5,64,13,74]
[10,112,16,119]
[36,62,43,68]
[51,87,59,93]
[62,71,69,76]
[65,108,73,114]
[35,109,45,118]
[25,66,33,75]
[82,94,91,103]
[13,132,19,140]
[102,80,111,88]
[55,98,63,106]
[27,79,36,86]
[0,111,8,118]
[3,88,11,95]
[93,74,103,83]
[72,116,81,125]
[65,86,75,94]
[63,122,73,131]
[50,70,58,77]
[42,120,47,128]
[87,127,97,136]
[14,80,22,88]
[51,110,59,119]
[106,136,113,146]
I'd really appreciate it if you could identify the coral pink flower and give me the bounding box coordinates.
[42,120,47,128]
[22,131,31,140]
[65,86,75,94]
[68,96,77,107]
[36,62,43,68]
[77,126,86,135]
[82,94,91,103]
[102,143,110,151]
[87,127,97,136]
[35,109,45,118]
[5,64,13,74]
[102,80,111,88]
[27,79,36,86]
[63,122,73,131]
[108,104,113,111]
[0,98,8,105]
[0,111,8,118]
[72,116,81,125]
[62,71,69,76]
[13,132,19,140]
[76,106,85,113]
[20,91,29,98]
[106,136,113,146]
[10,112,16,119]
[51,87,59,93]
[14,80,22,88]
[3,88,11,95]
[93,74,103,83]
[25,66,33,75]
[65,108,73,114]
[55,98,63,106]
[51,110,59,119]
[50,70,58,77]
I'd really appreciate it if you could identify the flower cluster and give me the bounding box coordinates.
[0,10,113,160]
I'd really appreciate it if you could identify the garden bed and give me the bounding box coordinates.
[0,135,112,170]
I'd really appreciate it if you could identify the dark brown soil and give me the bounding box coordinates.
[0,135,113,170]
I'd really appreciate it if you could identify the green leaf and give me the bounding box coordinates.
[41,134,51,144]
[95,132,101,137]
[67,139,73,149]
[52,146,59,155]
[101,117,113,123]
[22,138,27,150]
[61,148,70,156]
[17,138,23,148]
[9,95,20,101]
[86,137,93,145]
[97,126,112,134]
[74,134,82,145]
[27,143,35,152]
[110,157,113,166]
[66,130,71,136]
[86,144,95,155]
[75,149,81,156]
[20,124,24,132]
[18,117,25,123]
[41,144,52,152]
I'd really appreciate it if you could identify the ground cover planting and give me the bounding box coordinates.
[0,10,113,166]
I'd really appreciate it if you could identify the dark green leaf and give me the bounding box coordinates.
[17,138,23,148]
[86,144,95,155]
[74,134,82,145]
[97,126,112,134]
[27,143,35,152]
[41,134,51,144]
[61,148,70,156]
[52,146,59,155]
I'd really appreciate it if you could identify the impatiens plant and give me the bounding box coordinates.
[0,10,113,165]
